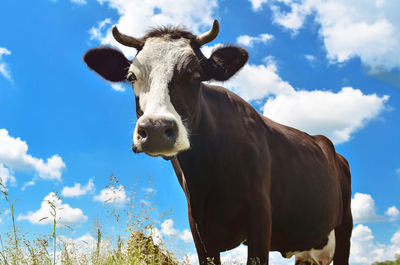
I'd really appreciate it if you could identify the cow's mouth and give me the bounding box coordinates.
[132,144,177,160]
[162,155,174,161]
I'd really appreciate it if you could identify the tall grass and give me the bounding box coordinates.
[0,176,186,265]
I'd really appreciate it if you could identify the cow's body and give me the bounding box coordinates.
[84,20,352,265]
[171,83,352,264]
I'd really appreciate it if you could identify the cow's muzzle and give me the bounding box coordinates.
[133,117,178,156]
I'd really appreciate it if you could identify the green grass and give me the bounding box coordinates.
[0,176,188,265]
[373,255,400,265]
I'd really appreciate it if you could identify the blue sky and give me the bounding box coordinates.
[1,0,400,264]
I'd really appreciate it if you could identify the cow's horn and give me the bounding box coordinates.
[196,20,219,46]
[112,26,143,49]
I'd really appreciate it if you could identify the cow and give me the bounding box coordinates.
[83,20,353,265]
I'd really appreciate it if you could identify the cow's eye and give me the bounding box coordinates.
[127,72,137,83]
[191,72,201,82]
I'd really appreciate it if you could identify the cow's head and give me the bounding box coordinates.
[84,20,248,158]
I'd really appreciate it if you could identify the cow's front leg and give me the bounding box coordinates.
[247,195,272,265]
[188,209,221,265]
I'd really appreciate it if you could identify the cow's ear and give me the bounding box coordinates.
[83,47,130,82]
[202,46,248,81]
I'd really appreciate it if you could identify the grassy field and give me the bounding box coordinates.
[0,175,190,265]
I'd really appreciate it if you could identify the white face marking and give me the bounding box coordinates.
[286,230,336,265]
[130,37,193,156]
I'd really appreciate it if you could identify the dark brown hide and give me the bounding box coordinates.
[169,83,352,265]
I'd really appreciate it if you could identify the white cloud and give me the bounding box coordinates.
[182,253,198,265]
[51,0,87,5]
[270,3,309,31]
[259,0,400,70]
[62,178,95,198]
[149,227,163,246]
[93,185,127,204]
[90,0,218,57]
[237,33,274,47]
[161,219,179,237]
[179,229,193,243]
[392,230,400,246]
[70,0,87,4]
[217,58,388,144]
[0,47,10,59]
[0,47,12,81]
[110,83,126,92]
[350,224,400,265]
[59,233,96,250]
[220,246,293,265]
[304,54,316,62]
[21,180,35,191]
[351,193,384,223]
[142,187,157,194]
[226,61,294,102]
[249,0,268,11]
[263,87,388,144]
[58,233,112,259]
[0,164,16,187]
[0,129,66,182]
[159,219,194,244]
[18,192,87,225]
[385,206,400,220]
[89,18,112,41]
[201,43,224,58]
[221,245,247,265]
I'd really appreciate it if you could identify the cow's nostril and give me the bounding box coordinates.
[138,128,147,139]
[164,127,176,139]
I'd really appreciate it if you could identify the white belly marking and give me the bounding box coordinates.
[285,230,335,265]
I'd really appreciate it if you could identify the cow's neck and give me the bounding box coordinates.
[176,84,223,168]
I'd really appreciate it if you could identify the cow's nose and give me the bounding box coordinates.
[136,118,178,153]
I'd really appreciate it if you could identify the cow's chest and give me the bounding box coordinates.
[190,186,248,251]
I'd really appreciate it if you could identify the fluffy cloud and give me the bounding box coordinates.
[161,219,179,237]
[351,193,385,223]
[90,0,217,57]
[0,129,66,182]
[220,245,293,265]
[249,0,268,11]
[18,192,87,225]
[237,33,274,47]
[350,224,400,265]
[385,206,400,220]
[70,0,87,4]
[110,83,126,92]
[179,229,193,243]
[0,164,15,187]
[21,180,35,191]
[62,178,95,198]
[217,57,388,144]
[93,185,127,204]
[159,219,194,244]
[51,0,87,5]
[263,87,388,144]
[58,233,112,259]
[253,0,400,70]
[223,60,294,102]
[0,47,12,81]
[149,227,163,245]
